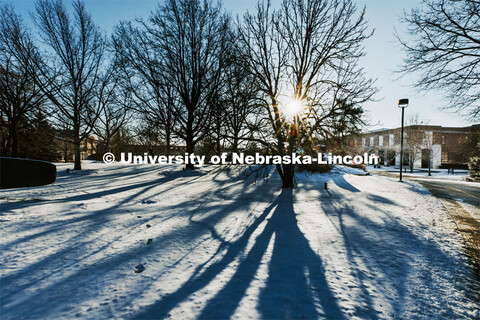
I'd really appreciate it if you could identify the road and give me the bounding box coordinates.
[414,179,479,219]
[372,171,479,213]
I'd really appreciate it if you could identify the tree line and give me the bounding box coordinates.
[1,0,379,187]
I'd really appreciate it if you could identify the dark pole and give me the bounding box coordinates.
[399,107,405,181]
[428,148,431,176]
[398,98,408,182]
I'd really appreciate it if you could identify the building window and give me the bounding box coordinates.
[389,134,394,146]
[370,137,374,146]
[379,136,383,147]
[442,135,446,144]
[362,138,365,147]
[441,152,448,163]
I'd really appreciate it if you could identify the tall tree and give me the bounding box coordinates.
[148,0,231,169]
[32,0,106,170]
[0,4,45,158]
[222,49,262,152]
[238,0,376,187]
[113,21,176,156]
[398,0,480,120]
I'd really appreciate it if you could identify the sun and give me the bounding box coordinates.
[279,97,305,120]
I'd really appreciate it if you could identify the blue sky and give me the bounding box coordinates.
[4,0,474,129]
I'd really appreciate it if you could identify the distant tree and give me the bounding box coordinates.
[31,0,106,170]
[0,4,45,158]
[459,126,480,180]
[468,156,480,181]
[21,111,60,161]
[134,119,164,155]
[398,0,480,120]
[93,60,131,153]
[459,126,480,159]
[237,0,376,187]
[404,114,427,172]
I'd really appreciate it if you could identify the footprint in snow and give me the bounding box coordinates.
[134,264,145,273]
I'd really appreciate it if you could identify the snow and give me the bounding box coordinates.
[1,161,479,319]
[367,165,470,181]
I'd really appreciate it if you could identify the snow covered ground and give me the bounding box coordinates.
[367,165,469,181]
[1,162,479,319]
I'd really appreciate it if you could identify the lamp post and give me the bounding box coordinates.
[398,99,409,182]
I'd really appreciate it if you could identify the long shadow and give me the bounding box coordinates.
[1,168,216,249]
[1,165,276,318]
[317,179,473,318]
[5,168,476,319]
[1,167,216,291]
[330,174,360,193]
[258,189,344,319]
[0,165,208,213]
[132,193,283,320]
[196,189,345,320]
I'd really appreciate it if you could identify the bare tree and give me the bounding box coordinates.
[236,1,290,185]
[147,0,231,169]
[0,4,45,158]
[398,0,480,119]
[238,0,376,187]
[222,50,262,152]
[93,60,131,153]
[31,0,106,170]
[113,21,176,156]
[404,114,427,172]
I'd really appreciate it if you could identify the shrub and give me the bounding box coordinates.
[468,156,480,182]
[297,163,332,174]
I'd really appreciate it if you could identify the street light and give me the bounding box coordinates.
[398,98,409,182]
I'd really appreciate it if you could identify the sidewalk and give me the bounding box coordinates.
[368,167,480,281]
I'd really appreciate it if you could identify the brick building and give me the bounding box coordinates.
[352,124,479,169]
[58,135,97,162]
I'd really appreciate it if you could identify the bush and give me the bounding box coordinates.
[297,163,332,174]
[468,156,480,182]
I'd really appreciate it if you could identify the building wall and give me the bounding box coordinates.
[352,125,477,169]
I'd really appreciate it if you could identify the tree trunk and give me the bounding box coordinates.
[106,130,111,153]
[185,109,195,170]
[281,163,294,188]
[185,130,194,170]
[74,124,82,170]
[271,100,296,188]
[185,141,194,170]
[166,128,171,157]
[216,115,221,155]
[10,122,19,158]
[232,138,238,153]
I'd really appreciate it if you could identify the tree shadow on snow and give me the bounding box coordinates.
[2,168,477,319]
[0,165,278,319]
[134,189,345,320]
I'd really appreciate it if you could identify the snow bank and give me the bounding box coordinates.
[1,162,478,319]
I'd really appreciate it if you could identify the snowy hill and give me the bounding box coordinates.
[1,162,478,319]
